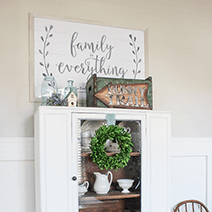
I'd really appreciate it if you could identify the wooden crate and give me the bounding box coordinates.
[86,74,152,110]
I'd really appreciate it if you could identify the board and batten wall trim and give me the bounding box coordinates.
[0,137,212,212]
[0,137,35,212]
[171,137,212,211]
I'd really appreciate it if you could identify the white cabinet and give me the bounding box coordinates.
[34,106,171,212]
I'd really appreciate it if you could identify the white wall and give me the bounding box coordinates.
[0,0,212,137]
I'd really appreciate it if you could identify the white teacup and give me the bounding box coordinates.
[117,179,134,193]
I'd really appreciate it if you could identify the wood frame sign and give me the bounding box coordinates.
[86,74,152,110]
[29,14,148,105]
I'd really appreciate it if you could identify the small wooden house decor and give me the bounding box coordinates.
[86,74,152,110]
[67,92,77,107]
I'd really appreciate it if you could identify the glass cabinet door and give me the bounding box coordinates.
[72,113,145,212]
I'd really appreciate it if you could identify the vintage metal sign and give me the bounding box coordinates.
[94,83,150,109]
[86,74,152,109]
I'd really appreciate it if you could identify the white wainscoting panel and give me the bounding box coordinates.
[1,137,212,212]
[0,137,35,212]
[171,138,212,211]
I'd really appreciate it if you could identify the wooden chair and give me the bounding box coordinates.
[173,200,209,212]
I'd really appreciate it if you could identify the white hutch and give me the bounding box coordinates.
[34,106,171,212]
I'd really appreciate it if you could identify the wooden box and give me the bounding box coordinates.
[86,74,152,110]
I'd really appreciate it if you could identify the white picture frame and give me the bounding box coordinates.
[29,13,148,105]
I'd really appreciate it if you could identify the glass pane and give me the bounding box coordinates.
[77,118,142,212]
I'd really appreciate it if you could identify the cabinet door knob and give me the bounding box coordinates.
[72,176,77,181]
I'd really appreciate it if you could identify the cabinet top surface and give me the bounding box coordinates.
[35,106,171,115]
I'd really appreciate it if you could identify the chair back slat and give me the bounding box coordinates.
[185,203,188,212]
[192,202,194,212]
[200,205,203,212]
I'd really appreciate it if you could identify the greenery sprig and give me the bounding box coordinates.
[90,125,133,171]
[46,93,68,106]
[129,34,142,79]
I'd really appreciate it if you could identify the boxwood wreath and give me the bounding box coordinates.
[89,125,133,171]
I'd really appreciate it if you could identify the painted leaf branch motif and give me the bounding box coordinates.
[38,27,142,80]
[39,25,54,77]
[129,34,142,79]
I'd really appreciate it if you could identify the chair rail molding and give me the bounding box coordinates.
[171,137,212,156]
[0,137,34,161]
[0,136,211,161]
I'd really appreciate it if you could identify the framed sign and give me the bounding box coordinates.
[86,74,152,110]
[29,13,148,105]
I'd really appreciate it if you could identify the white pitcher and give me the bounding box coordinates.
[93,171,113,194]
[78,181,89,196]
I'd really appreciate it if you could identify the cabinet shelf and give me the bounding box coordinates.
[81,152,140,157]
[79,190,140,201]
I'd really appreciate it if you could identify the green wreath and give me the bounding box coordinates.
[89,125,133,171]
